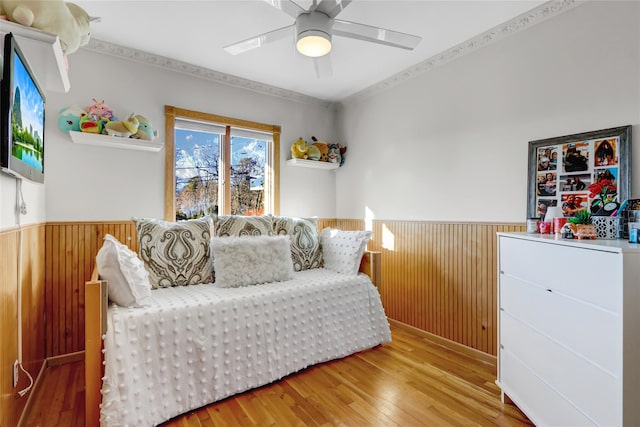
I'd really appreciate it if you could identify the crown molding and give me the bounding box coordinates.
[342,0,581,105]
[83,39,333,108]
[83,0,578,109]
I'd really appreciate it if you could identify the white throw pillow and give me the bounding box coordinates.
[96,234,152,307]
[211,235,294,288]
[320,228,372,276]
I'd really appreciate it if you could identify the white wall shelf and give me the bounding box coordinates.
[0,20,70,93]
[286,158,339,170]
[69,131,164,152]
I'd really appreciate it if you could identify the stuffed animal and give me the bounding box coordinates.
[79,114,102,134]
[327,143,341,165]
[338,144,347,166]
[310,136,329,162]
[85,98,114,120]
[104,114,139,138]
[307,145,321,161]
[57,105,86,133]
[291,137,308,159]
[131,115,158,141]
[0,1,92,54]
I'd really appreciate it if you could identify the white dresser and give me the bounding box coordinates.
[497,233,640,426]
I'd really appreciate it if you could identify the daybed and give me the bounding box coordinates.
[85,215,390,427]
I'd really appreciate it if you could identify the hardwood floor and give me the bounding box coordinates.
[24,324,532,426]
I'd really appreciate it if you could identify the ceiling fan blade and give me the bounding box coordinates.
[313,0,352,18]
[264,0,305,18]
[313,54,332,79]
[333,19,422,50]
[224,25,294,55]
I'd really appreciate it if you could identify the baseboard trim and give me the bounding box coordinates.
[47,351,85,367]
[17,360,47,427]
[17,352,86,426]
[388,318,496,366]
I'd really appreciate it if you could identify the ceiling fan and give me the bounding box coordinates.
[223,0,422,77]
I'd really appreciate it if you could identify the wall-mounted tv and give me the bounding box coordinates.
[0,32,46,183]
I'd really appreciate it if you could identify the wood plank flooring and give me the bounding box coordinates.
[24,324,532,426]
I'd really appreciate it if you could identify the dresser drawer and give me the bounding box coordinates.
[501,313,621,426]
[500,347,597,427]
[500,274,621,375]
[499,236,621,312]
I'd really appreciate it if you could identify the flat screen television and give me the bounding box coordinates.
[0,32,45,183]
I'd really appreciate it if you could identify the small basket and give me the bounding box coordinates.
[592,216,621,239]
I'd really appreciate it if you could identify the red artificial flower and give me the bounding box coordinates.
[588,179,616,200]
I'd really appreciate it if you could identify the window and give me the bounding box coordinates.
[165,106,280,221]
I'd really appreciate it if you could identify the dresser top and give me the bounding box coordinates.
[497,232,640,253]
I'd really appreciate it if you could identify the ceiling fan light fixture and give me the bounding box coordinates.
[296,11,333,57]
[296,31,332,57]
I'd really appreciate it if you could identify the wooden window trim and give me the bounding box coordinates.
[164,105,280,221]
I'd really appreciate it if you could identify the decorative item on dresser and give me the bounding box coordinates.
[527,125,632,220]
[497,232,640,426]
[592,216,622,239]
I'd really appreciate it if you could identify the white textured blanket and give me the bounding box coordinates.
[100,269,391,426]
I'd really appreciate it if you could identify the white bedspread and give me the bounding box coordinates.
[100,269,391,426]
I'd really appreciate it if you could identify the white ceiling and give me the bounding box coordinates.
[75,0,547,102]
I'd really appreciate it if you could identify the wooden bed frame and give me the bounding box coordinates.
[84,251,381,427]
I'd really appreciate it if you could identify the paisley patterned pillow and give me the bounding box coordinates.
[273,216,323,271]
[133,217,214,288]
[213,215,273,237]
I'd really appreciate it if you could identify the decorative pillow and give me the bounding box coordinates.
[133,216,214,288]
[320,228,372,276]
[273,216,323,271]
[211,235,294,288]
[212,214,273,237]
[96,234,152,307]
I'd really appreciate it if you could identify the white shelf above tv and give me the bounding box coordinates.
[0,20,70,93]
[286,158,339,170]
[69,131,164,152]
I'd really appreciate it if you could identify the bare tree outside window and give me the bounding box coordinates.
[175,129,220,220]
[230,137,266,215]
[165,106,280,221]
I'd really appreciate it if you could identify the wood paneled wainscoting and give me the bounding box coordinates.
[44,222,139,358]
[44,219,523,359]
[0,224,46,427]
[334,219,525,356]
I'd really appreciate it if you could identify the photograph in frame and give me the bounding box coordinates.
[527,125,632,219]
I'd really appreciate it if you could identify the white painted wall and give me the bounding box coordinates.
[43,49,337,222]
[336,1,640,222]
[3,1,639,227]
[0,174,45,228]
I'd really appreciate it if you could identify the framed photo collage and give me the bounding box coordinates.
[527,126,631,220]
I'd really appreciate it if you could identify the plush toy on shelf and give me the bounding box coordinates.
[310,136,329,162]
[85,98,114,120]
[291,137,308,159]
[327,143,341,165]
[307,144,321,161]
[131,115,158,141]
[79,114,102,134]
[85,98,115,130]
[104,114,139,138]
[0,0,92,54]
[338,143,347,166]
[57,105,87,133]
